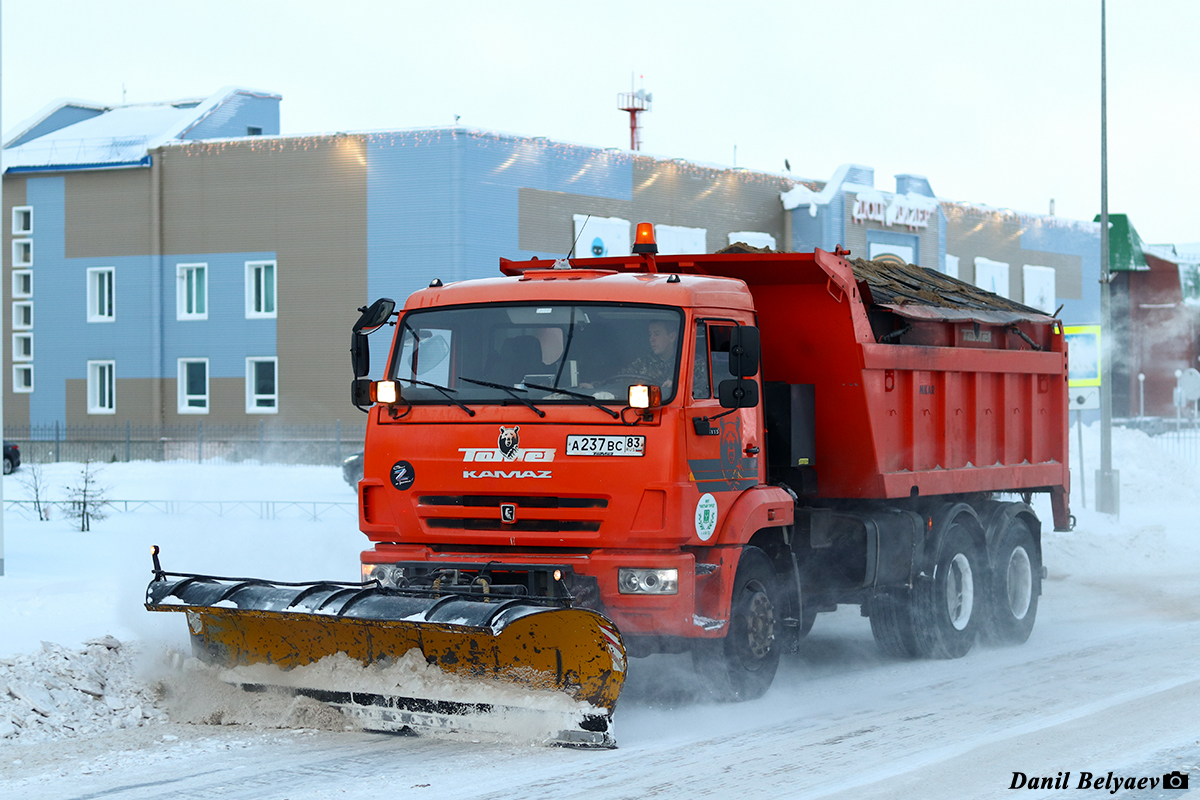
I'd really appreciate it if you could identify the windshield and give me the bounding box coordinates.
[391,303,683,405]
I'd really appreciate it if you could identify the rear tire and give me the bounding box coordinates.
[2,457,12,475]
[983,519,1040,644]
[693,547,781,700]
[913,522,982,659]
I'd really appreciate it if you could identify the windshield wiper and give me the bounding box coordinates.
[521,382,620,419]
[457,376,546,418]
[395,377,475,417]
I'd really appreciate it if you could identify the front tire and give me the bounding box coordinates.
[983,519,1040,644]
[693,547,781,700]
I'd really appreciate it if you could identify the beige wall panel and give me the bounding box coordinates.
[64,169,153,258]
[944,208,1083,302]
[519,159,791,255]
[160,377,250,426]
[64,378,158,426]
[4,176,31,427]
[159,137,368,425]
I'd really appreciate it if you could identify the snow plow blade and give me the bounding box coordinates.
[145,560,626,747]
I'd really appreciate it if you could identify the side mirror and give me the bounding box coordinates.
[350,332,371,378]
[718,378,759,409]
[351,378,373,406]
[729,326,760,377]
[353,297,396,333]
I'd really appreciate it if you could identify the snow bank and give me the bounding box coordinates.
[0,637,166,742]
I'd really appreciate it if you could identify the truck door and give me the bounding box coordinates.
[685,319,763,521]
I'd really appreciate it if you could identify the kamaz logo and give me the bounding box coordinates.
[463,470,553,479]
[459,448,556,462]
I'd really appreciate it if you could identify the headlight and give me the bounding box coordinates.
[362,563,406,587]
[372,380,399,404]
[617,568,678,595]
[627,384,662,409]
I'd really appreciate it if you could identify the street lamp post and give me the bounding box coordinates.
[1097,0,1120,516]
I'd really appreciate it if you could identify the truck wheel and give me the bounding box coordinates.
[869,589,920,658]
[913,522,982,659]
[983,519,1040,644]
[693,546,781,700]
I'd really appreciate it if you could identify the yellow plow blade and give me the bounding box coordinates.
[146,573,626,747]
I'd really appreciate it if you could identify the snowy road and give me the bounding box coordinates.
[2,432,1199,799]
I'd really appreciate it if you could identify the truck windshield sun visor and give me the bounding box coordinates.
[390,304,684,408]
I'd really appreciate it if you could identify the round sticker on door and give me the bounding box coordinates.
[695,493,718,541]
[390,460,415,490]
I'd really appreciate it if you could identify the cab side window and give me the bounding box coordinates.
[693,322,736,400]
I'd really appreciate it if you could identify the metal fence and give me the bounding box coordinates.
[1144,426,1200,467]
[3,498,357,522]
[4,421,366,466]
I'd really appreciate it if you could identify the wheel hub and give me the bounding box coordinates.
[1006,546,1033,620]
[945,553,975,632]
[742,589,776,660]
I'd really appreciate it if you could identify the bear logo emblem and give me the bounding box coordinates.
[497,426,521,461]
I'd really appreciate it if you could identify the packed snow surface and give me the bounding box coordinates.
[1,426,1199,798]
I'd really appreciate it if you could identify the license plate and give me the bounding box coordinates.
[565,435,646,457]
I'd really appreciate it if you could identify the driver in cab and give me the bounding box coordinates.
[581,320,678,395]
[622,320,678,396]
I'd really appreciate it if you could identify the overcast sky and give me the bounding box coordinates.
[4,0,1197,244]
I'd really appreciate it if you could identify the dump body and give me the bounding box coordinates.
[677,249,1070,528]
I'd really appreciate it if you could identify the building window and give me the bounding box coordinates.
[87,360,116,414]
[87,267,116,322]
[246,126,263,136]
[13,364,33,393]
[176,263,208,320]
[12,206,33,236]
[12,301,33,330]
[178,358,209,413]
[245,260,276,318]
[12,333,33,361]
[246,357,278,413]
[12,270,32,299]
[13,239,33,267]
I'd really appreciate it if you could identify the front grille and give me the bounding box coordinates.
[425,518,601,533]
[419,495,608,509]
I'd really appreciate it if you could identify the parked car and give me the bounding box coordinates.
[3,441,20,475]
[342,451,363,487]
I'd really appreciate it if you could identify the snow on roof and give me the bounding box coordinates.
[2,86,280,172]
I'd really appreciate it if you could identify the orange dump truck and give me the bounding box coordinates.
[148,226,1069,746]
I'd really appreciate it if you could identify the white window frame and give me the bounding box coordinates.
[245,357,279,413]
[13,239,33,267]
[245,260,277,319]
[177,358,210,414]
[13,364,33,393]
[12,206,33,236]
[12,333,33,362]
[87,360,116,415]
[87,267,116,322]
[12,269,32,299]
[12,301,33,330]
[176,263,208,320]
